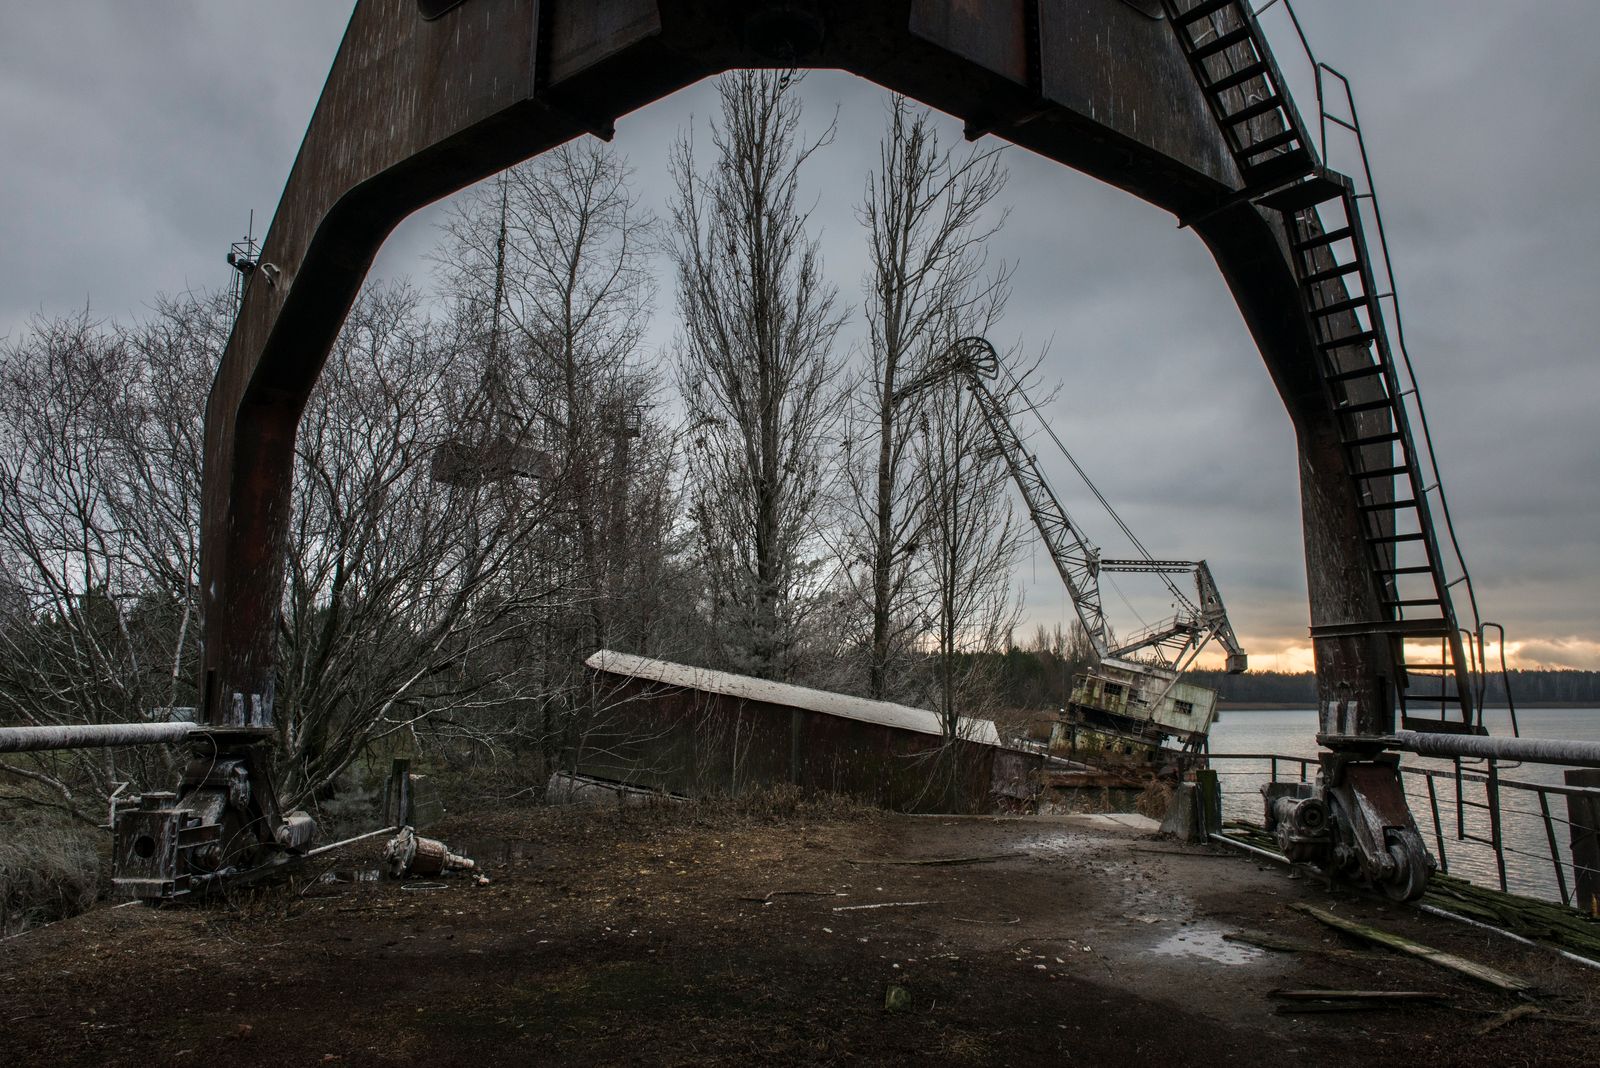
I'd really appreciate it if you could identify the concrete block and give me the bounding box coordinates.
[1160,783,1202,843]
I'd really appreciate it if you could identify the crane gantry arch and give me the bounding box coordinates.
[178,0,1472,899]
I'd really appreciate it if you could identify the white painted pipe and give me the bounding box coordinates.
[0,721,197,753]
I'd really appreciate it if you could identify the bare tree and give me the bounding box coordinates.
[0,283,572,817]
[435,141,671,780]
[669,70,846,682]
[0,294,225,819]
[916,368,1028,743]
[276,283,565,803]
[840,96,1009,700]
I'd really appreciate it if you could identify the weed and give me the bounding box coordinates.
[0,812,101,936]
[1135,779,1174,821]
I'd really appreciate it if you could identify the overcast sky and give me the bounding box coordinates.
[2,2,1596,671]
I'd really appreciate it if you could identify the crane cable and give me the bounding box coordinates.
[991,359,1192,609]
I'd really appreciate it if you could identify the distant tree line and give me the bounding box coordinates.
[972,645,1600,712]
[985,658,1600,709]
[1186,669,1600,707]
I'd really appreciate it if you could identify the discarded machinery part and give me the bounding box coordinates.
[274,811,318,852]
[1260,753,1436,902]
[382,827,479,880]
[1262,785,1331,864]
[112,739,310,900]
[1380,829,1431,903]
[1305,751,1433,901]
[113,803,219,900]
[0,720,197,753]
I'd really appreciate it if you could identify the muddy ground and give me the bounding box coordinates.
[2,800,1596,1066]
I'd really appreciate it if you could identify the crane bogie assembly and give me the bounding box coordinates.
[911,337,1247,770]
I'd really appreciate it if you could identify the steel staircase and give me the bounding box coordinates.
[1160,0,1483,733]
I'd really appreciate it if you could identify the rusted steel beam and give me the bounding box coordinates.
[0,722,198,754]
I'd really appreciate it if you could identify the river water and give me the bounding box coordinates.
[1207,706,1600,905]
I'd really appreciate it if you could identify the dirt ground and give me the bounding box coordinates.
[2,800,1597,1066]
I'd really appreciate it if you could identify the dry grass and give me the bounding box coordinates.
[0,812,101,936]
[1135,779,1175,821]
[432,783,881,845]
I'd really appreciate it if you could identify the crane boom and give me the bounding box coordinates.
[908,336,1248,765]
[920,337,1247,674]
[958,353,1115,663]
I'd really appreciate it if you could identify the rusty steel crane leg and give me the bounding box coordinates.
[113,0,1425,899]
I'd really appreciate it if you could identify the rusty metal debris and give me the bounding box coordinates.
[1259,754,1433,901]
[382,827,484,883]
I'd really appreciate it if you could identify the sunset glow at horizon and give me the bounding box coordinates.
[1185,636,1600,674]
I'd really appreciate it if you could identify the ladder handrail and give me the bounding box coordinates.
[1249,1,1483,647]
[1165,0,1499,726]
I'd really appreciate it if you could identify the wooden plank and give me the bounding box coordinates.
[1290,903,1531,992]
[1223,930,1364,961]
[1475,1003,1541,1036]
[1270,989,1450,1002]
[1424,873,1600,955]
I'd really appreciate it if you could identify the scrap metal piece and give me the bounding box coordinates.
[1324,753,1436,901]
[274,811,319,852]
[112,797,219,900]
[111,732,309,900]
[1262,784,1331,864]
[382,827,479,879]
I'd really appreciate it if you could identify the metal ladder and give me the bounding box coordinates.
[1160,0,1482,733]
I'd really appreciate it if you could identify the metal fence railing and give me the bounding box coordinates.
[1207,752,1599,907]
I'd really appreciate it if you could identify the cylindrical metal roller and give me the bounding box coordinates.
[0,721,197,753]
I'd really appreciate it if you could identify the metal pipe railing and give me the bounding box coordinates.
[1389,730,1600,770]
[1210,751,1599,909]
[0,721,198,753]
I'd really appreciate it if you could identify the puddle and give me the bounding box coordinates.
[1148,924,1262,966]
[317,868,381,884]
[1011,830,1098,860]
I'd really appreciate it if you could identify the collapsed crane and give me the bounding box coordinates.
[905,336,1246,769]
